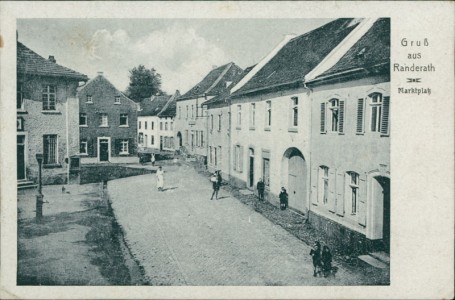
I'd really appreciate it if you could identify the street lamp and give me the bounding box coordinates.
[35,153,44,222]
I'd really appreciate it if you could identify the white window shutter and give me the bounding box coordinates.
[311,167,318,205]
[335,172,345,216]
[320,103,326,133]
[233,145,236,171]
[239,146,244,173]
[356,98,365,134]
[380,96,390,136]
[329,169,336,212]
[339,100,345,134]
[358,173,367,226]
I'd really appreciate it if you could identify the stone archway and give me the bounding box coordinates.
[282,147,307,213]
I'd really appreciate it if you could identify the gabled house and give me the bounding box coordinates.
[174,62,243,165]
[228,18,363,214]
[77,72,138,164]
[137,91,179,155]
[204,65,255,179]
[305,18,391,253]
[17,41,88,185]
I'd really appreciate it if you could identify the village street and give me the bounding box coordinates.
[107,162,375,286]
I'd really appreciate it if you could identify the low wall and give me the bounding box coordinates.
[80,165,154,184]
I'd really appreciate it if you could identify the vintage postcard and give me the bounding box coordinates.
[0,1,453,299]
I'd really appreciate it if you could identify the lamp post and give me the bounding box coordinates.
[35,153,44,222]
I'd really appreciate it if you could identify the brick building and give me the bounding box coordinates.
[77,73,138,164]
[17,41,88,185]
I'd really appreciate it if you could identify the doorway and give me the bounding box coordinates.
[248,148,254,188]
[283,147,307,213]
[376,176,390,253]
[177,132,182,147]
[98,138,110,162]
[17,135,26,180]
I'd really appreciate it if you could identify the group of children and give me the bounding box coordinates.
[310,241,334,278]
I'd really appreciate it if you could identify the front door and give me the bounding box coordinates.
[17,135,26,180]
[248,149,254,188]
[379,177,390,253]
[99,139,109,162]
[288,155,306,212]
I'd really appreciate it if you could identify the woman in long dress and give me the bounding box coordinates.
[156,166,164,191]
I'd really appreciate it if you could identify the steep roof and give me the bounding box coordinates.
[138,95,171,117]
[178,62,243,101]
[204,65,256,108]
[314,18,390,80]
[231,18,360,97]
[158,91,180,117]
[17,41,88,81]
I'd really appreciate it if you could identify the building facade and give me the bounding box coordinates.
[306,18,390,253]
[77,73,138,164]
[17,41,88,185]
[175,62,243,164]
[138,92,178,155]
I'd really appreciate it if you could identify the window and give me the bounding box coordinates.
[151,122,154,130]
[186,105,189,119]
[99,113,108,127]
[368,93,390,135]
[195,130,199,147]
[86,95,93,103]
[262,158,270,187]
[165,122,168,131]
[250,103,256,128]
[191,105,194,119]
[291,97,298,127]
[114,96,121,104]
[79,113,87,126]
[210,114,214,131]
[43,134,58,165]
[237,105,242,127]
[80,139,88,155]
[319,166,329,204]
[218,114,222,131]
[145,135,148,146]
[200,131,204,147]
[151,135,155,145]
[139,121,141,129]
[170,122,173,131]
[214,147,218,167]
[329,98,339,132]
[17,83,24,110]
[266,101,272,127]
[209,146,213,164]
[42,85,56,111]
[120,139,129,154]
[138,133,144,145]
[218,146,222,166]
[120,114,128,126]
[235,145,241,171]
[145,121,148,130]
[347,172,359,214]
[185,130,188,144]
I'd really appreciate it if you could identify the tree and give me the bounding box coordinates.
[126,65,164,102]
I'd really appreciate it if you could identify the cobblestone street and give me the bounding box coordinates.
[108,163,377,286]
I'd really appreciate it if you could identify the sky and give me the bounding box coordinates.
[17,18,333,95]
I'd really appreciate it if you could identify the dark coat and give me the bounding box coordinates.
[257,181,265,192]
[279,191,288,202]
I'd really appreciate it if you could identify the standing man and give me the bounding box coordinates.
[256,178,265,201]
[151,153,156,166]
[279,187,288,210]
[210,171,222,200]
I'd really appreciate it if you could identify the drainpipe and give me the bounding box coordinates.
[228,96,232,181]
[65,82,70,184]
[303,80,312,221]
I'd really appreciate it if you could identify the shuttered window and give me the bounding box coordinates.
[381,96,390,135]
[320,102,326,133]
[356,98,365,134]
[338,100,345,134]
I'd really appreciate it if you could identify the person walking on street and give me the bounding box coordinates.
[257,178,265,201]
[321,245,333,277]
[156,166,164,191]
[279,187,288,210]
[310,241,322,277]
[151,153,156,166]
[210,171,222,200]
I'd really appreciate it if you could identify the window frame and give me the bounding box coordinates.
[42,85,57,111]
[86,95,93,103]
[319,166,329,204]
[291,97,298,128]
[237,105,242,128]
[369,93,383,133]
[43,134,58,165]
[120,139,129,155]
[265,100,272,129]
[347,172,359,215]
[79,113,87,126]
[119,113,129,127]
[329,98,339,132]
[114,96,121,104]
[99,113,109,127]
[80,139,88,155]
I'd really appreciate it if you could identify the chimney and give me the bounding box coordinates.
[48,55,56,63]
[97,72,104,76]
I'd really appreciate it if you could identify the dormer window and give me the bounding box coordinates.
[86,95,93,103]
[115,96,121,104]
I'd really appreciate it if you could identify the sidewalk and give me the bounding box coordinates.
[17,184,144,285]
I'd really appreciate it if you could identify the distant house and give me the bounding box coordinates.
[17,41,88,185]
[175,63,243,165]
[137,91,179,155]
[305,18,391,253]
[204,66,255,179]
[77,72,138,164]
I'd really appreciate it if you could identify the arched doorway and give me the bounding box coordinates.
[282,148,307,213]
[177,132,182,147]
[373,176,390,253]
